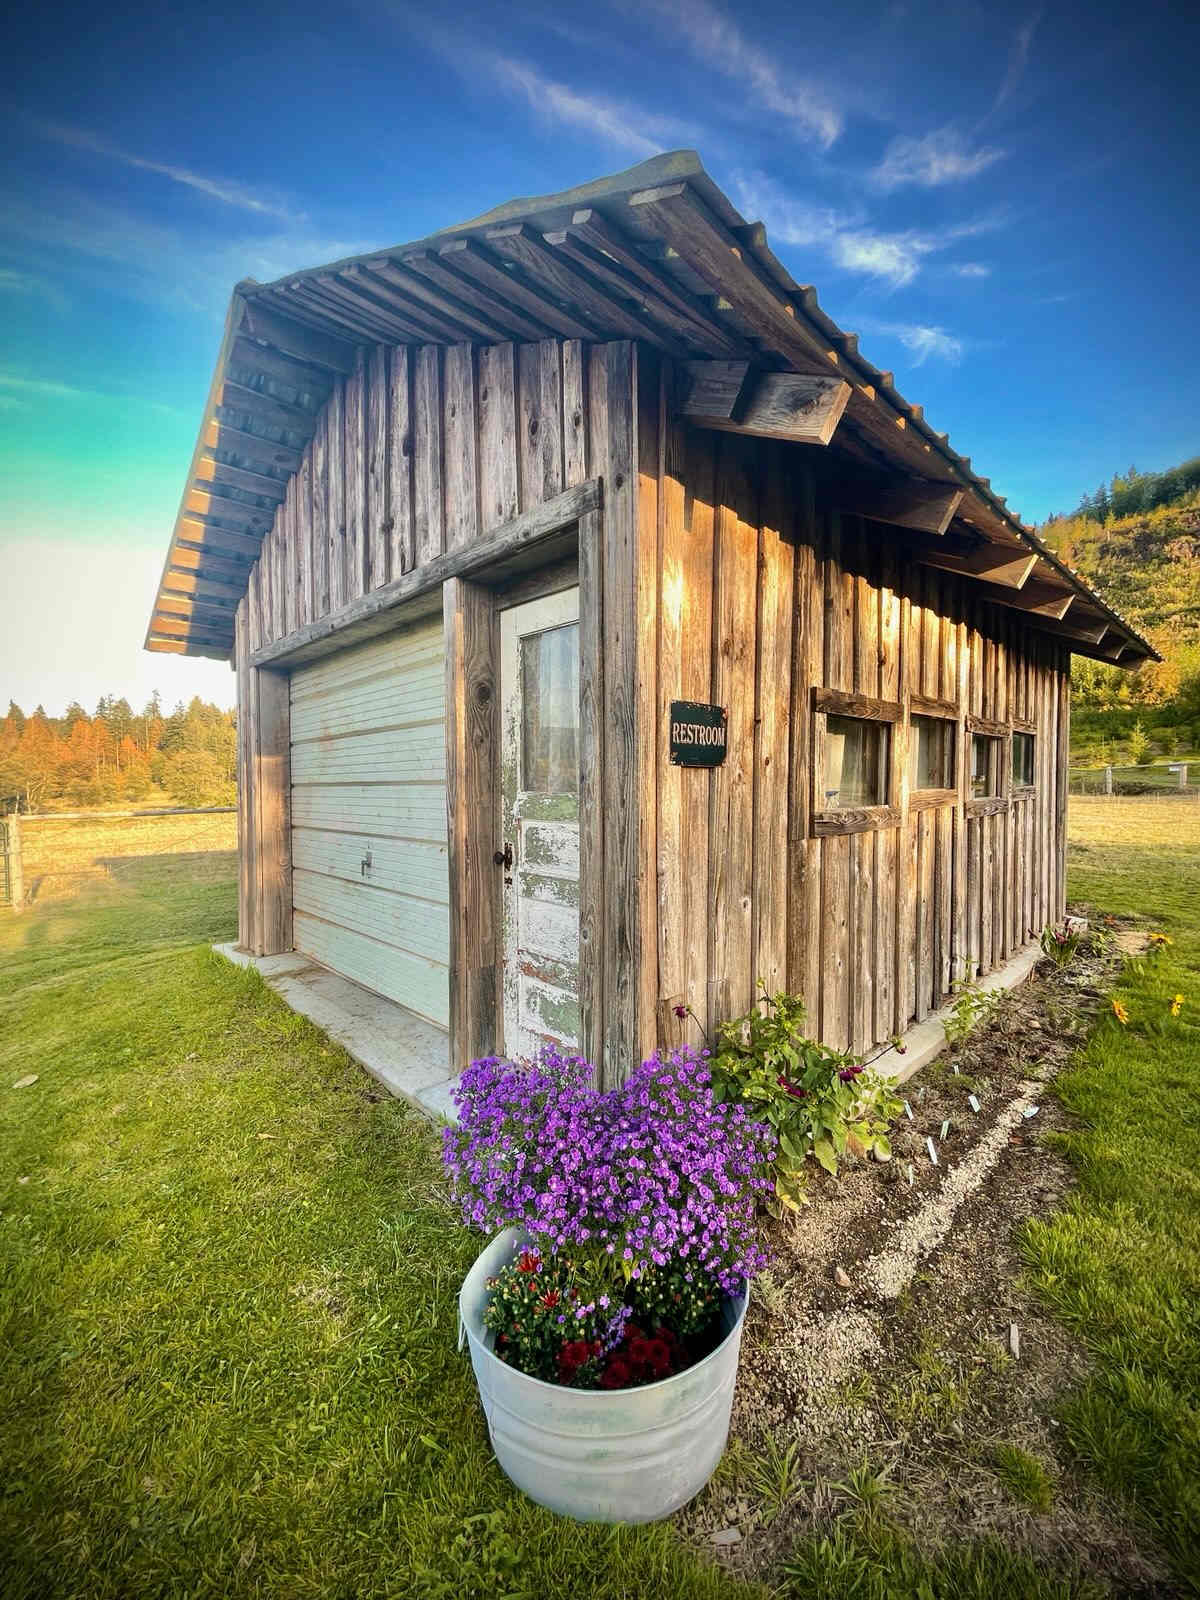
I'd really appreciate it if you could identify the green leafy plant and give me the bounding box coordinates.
[708,985,902,1213]
[943,975,1002,1046]
[1039,920,1083,969]
[990,1443,1055,1513]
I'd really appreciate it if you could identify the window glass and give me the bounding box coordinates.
[1012,731,1035,788]
[822,715,888,810]
[910,715,955,791]
[521,623,579,792]
[970,733,1001,798]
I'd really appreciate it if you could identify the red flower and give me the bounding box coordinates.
[600,1357,633,1390]
[540,1290,560,1310]
[673,1004,689,1020]
[557,1339,596,1381]
[777,1075,807,1100]
[517,1250,540,1273]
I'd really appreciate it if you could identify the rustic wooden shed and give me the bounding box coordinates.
[145,151,1153,1086]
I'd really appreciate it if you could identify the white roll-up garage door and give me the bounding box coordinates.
[289,618,449,1028]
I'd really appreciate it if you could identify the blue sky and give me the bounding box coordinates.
[2,0,1196,714]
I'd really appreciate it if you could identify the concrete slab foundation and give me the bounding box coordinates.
[213,943,459,1121]
[214,936,1046,1126]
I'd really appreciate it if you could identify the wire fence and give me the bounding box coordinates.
[1069,763,1200,797]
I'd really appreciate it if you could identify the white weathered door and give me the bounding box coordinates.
[499,588,581,1062]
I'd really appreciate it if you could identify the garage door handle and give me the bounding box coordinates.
[493,843,513,870]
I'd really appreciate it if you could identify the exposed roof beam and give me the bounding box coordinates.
[204,418,303,475]
[161,571,246,602]
[979,580,1075,620]
[195,453,287,503]
[566,208,752,357]
[183,487,276,533]
[678,363,850,446]
[177,518,265,560]
[915,540,1040,590]
[485,222,688,354]
[215,380,321,435]
[374,256,518,344]
[227,336,333,396]
[346,263,486,344]
[827,471,964,536]
[238,299,359,373]
[393,249,556,344]
[434,237,596,343]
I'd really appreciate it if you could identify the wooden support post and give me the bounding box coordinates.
[444,578,500,1070]
[253,667,292,956]
[6,812,23,913]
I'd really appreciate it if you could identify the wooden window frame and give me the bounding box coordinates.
[966,725,1009,816]
[908,696,958,809]
[1010,725,1037,797]
[811,687,902,836]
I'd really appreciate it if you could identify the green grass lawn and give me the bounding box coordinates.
[1021,797,1200,1588]
[1,804,1197,1597]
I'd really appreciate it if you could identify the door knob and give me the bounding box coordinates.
[493,843,514,870]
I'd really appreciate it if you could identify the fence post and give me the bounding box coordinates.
[1103,765,1113,795]
[1180,763,1189,791]
[8,813,23,914]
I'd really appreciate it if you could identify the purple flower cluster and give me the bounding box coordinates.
[443,1046,774,1294]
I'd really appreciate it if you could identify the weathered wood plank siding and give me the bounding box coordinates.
[648,371,1069,1056]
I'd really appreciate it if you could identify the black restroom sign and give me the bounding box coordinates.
[669,701,728,767]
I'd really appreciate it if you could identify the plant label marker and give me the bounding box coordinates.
[903,1100,913,1120]
[917,1086,926,1103]
[940,1119,950,1140]
[906,1164,915,1186]
[968,1094,981,1113]
[952,1063,960,1075]
[926,1136,939,1166]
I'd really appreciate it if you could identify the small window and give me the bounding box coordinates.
[521,623,579,793]
[1012,731,1035,789]
[822,715,889,810]
[910,715,956,791]
[970,733,1002,799]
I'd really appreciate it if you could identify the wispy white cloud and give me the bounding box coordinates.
[488,56,700,157]
[27,117,307,223]
[733,171,1006,289]
[951,261,991,278]
[993,11,1042,112]
[856,318,965,365]
[1,183,374,313]
[0,267,69,312]
[634,0,843,147]
[871,126,1006,191]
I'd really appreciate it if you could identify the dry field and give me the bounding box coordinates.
[18,811,238,905]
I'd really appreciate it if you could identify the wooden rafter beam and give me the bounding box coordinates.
[678,361,850,447]
[394,249,556,344]
[161,571,246,602]
[168,545,252,584]
[155,594,239,624]
[345,263,485,344]
[485,222,688,354]
[565,208,752,357]
[215,380,320,436]
[318,270,459,345]
[827,471,964,536]
[182,489,275,533]
[979,579,1075,621]
[914,540,1040,590]
[238,299,358,373]
[195,453,287,503]
[177,518,265,561]
[374,256,518,344]
[204,418,302,475]
[227,336,333,395]
[150,612,234,641]
[433,237,594,341]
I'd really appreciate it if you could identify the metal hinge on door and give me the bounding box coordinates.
[361,846,373,878]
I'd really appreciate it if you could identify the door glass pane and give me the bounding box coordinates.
[823,715,887,809]
[521,623,579,793]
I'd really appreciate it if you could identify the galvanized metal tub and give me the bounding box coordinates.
[458,1227,749,1523]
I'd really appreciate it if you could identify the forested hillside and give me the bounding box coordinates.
[0,695,236,810]
[1041,458,1200,762]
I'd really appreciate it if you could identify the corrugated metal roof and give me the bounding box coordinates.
[145,150,1155,664]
